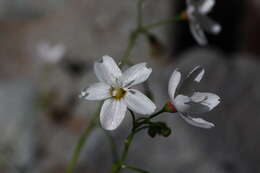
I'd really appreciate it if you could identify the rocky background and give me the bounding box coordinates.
[0,0,259,173]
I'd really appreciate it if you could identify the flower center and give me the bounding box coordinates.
[110,87,126,99]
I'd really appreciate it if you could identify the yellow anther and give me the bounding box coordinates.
[110,88,126,99]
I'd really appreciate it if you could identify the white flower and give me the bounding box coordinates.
[186,0,221,45]
[168,66,220,128]
[80,55,156,130]
[36,41,66,63]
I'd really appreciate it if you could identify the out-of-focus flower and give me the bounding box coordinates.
[36,41,66,63]
[80,55,156,130]
[185,0,221,45]
[168,66,220,128]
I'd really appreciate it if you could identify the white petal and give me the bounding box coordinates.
[197,15,221,34]
[198,0,215,14]
[179,66,204,95]
[168,69,181,101]
[121,63,152,87]
[80,82,111,101]
[124,89,156,115]
[187,66,205,83]
[180,113,215,129]
[189,21,208,45]
[37,42,66,63]
[191,92,220,111]
[173,95,191,113]
[94,55,122,86]
[100,99,127,130]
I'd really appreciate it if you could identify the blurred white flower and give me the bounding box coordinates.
[36,41,66,63]
[186,0,221,45]
[168,66,220,128]
[80,55,156,130]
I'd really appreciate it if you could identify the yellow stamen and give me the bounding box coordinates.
[110,88,126,99]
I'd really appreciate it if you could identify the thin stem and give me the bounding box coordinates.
[136,108,165,123]
[137,0,145,28]
[122,165,150,173]
[121,134,134,162]
[112,133,135,173]
[142,15,182,31]
[121,31,138,66]
[134,125,150,133]
[104,131,119,163]
[66,104,101,173]
[129,109,136,129]
[148,108,165,119]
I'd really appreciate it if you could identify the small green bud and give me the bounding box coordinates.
[148,127,157,138]
[161,127,171,137]
[147,122,172,138]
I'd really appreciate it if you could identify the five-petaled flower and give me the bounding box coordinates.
[168,66,220,128]
[185,0,221,45]
[80,55,156,130]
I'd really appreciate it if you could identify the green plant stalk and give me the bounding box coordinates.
[66,105,100,173]
[105,130,119,163]
[112,133,135,173]
[142,15,183,31]
[137,0,145,28]
[111,108,166,173]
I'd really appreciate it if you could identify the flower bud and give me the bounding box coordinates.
[161,127,171,137]
[163,101,177,113]
[148,127,157,138]
[147,122,172,138]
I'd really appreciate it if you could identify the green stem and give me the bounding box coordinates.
[66,104,101,173]
[142,15,182,31]
[136,108,165,123]
[112,133,135,173]
[105,131,119,163]
[121,0,146,66]
[148,108,165,119]
[122,165,150,173]
[111,107,166,173]
[134,125,150,133]
[121,31,138,66]
[129,109,136,130]
[137,0,145,28]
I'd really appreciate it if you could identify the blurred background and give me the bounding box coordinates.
[0,0,260,172]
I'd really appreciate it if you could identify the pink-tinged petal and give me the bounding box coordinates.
[80,82,111,101]
[94,55,122,86]
[168,69,181,101]
[180,113,215,129]
[121,63,152,88]
[124,89,156,115]
[100,99,127,130]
